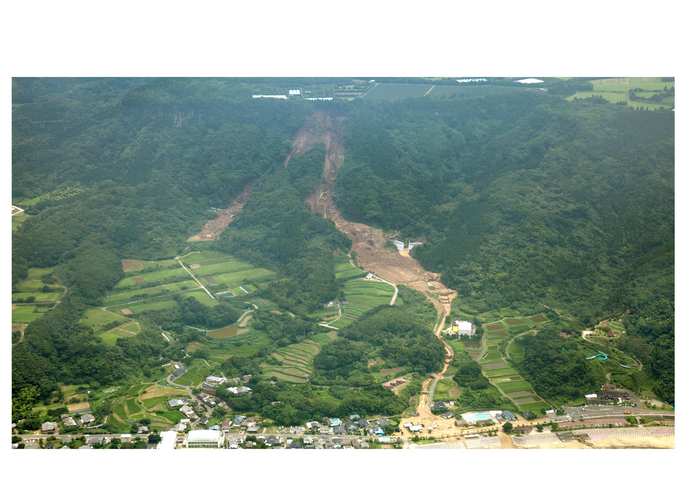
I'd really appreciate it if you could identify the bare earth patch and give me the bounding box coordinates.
[189,185,252,241]
[121,259,144,272]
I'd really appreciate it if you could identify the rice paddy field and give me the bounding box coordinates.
[11,268,64,324]
[476,313,552,415]
[567,77,674,110]
[260,331,336,383]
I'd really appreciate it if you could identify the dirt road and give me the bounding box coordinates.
[294,113,457,426]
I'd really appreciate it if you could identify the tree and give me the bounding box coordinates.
[502,422,513,434]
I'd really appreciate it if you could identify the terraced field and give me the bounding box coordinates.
[334,279,395,328]
[261,332,336,383]
[12,268,64,324]
[477,313,551,415]
[105,382,185,431]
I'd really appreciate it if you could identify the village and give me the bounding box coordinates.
[13,368,674,449]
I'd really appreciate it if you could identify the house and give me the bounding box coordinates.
[62,416,77,428]
[168,398,186,408]
[391,240,405,251]
[288,89,302,97]
[80,413,96,425]
[41,421,57,433]
[137,425,149,434]
[205,375,227,387]
[585,393,598,401]
[221,419,232,433]
[328,418,342,428]
[233,415,247,426]
[185,429,223,448]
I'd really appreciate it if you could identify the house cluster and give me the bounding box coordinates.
[41,412,98,434]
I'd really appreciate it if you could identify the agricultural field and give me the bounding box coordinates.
[11,268,64,324]
[475,313,552,415]
[567,77,674,110]
[261,332,336,383]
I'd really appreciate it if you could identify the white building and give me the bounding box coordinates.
[226,386,252,396]
[455,320,475,337]
[585,393,598,400]
[391,240,405,251]
[515,78,544,84]
[185,429,223,449]
[288,89,301,96]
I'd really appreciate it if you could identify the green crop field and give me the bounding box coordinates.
[105,279,198,305]
[115,266,191,289]
[175,359,213,387]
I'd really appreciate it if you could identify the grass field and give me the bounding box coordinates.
[567,77,674,110]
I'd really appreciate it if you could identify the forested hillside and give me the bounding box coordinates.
[11,79,312,398]
[335,93,674,402]
[12,78,674,413]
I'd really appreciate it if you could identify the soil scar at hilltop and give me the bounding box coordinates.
[292,112,457,424]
